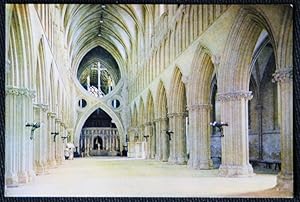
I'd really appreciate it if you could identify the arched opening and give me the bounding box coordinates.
[188,46,215,170]
[79,108,120,157]
[210,76,221,168]
[77,46,121,98]
[248,31,280,174]
[146,91,155,159]
[168,67,188,165]
[156,81,169,162]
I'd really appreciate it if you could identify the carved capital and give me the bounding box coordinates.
[182,76,189,85]
[34,103,49,112]
[211,55,221,66]
[187,104,212,111]
[47,112,56,118]
[272,67,293,83]
[55,118,61,123]
[6,59,11,73]
[153,118,161,122]
[168,112,187,118]
[5,86,36,98]
[217,91,253,102]
[144,122,153,127]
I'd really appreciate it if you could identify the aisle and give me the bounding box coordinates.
[5,157,282,197]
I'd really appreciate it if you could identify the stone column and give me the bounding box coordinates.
[217,91,254,177]
[47,112,57,167]
[174,113,188,164]
[272,67,293,191]
[167,113,176,163]
[187,105,196,168]
[5,87,36,184]
[60,123,67,161]
[25,88,36,183]
[143,123,151,159]
[54,118,62,164]
[106,135,109,150]
[109,133,112,151]
[87,135,91,156]
[5,87,20,186]
[33,103,48,175]
[188,104,213,169]
[149,122,156,159]
[84,135,87,156]
[154,119,162,160]
[160,117,169,162]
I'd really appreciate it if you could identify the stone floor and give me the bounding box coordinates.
[5,157,292,197]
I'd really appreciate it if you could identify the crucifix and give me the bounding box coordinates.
[94,61,107,93]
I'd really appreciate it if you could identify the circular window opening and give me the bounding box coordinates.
[78,99,87,108]
[111,99,120,109]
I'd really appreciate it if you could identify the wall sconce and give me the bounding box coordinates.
[51,132,59,142]
[210,121,228,137]
[61,135,70,142]
[143,135,150,142]
[25,122,40,140]
[166,130,173,141]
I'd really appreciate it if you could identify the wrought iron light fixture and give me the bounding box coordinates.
[25,122,41,140]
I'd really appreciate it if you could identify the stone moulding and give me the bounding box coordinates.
[167,112,188,118]
[216,91,253,102]
[272,67,293,83]
[47,112,56,118]
[187,104,212,111]
[5,86,36,98]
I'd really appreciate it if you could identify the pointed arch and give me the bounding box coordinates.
[146,90,154,122]
[169,67,187,114]
[156,80,168,119]
[34,37,47,104]
[7,5,33,88]
[189,45,215,106]
[132,102,138,127]
[138,97,145,126]
[219,6,277,92]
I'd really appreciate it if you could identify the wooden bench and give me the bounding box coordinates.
[249,159,281,171]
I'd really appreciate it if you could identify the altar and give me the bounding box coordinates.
[80,127,121,156]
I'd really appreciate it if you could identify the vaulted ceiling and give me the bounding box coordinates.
[61,4,153,76]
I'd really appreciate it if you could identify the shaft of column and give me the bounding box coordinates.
[154,119,161,160]
[5,87,19,186]
[175,113,187,165]
[273,68,293,191]
[167,114,176,164]
[161,118,169,162]
[217,91,254,177]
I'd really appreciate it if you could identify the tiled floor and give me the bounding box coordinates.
[5,157,290,197]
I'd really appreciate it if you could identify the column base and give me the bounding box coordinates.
[34,162,46,175]
[162,155,169,162]
[150,154,155,159]
[48,159,57,168]
[218,164,254,177]
[5,173,18,187]
[168,156,177,164]
[187,159,193,168]
[176,155,187,165]
[18,171,29,184]
[275,173,293,192]
[56,156,63,165]
[27,170,36,182]
[155,154,162,161]
[191,159,213,170]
